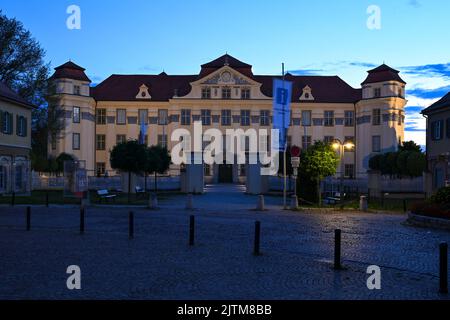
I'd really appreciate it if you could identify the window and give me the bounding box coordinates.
[372,109,381,125]
[241,88,251,100]
[201,87,211,99]
[302,136,312,150]
[116,135,126,145]
[260,110,270,126]
[73,85,81,95]
[447,118,450,139]
[221,110,231,126]
[16,116,27,137]
[96,163,106,176]
[72,133,80,150]
[301,110,312,126]
[372,135,381,152]
[344,111,354,126]
[324,111,334,127]
[287,135,292,147]
[158,134,168,148]
[431,120,444,140]
[181,109,191,125]
[1,111,13,134]
[96,134,106,150]
[73,106,80,123]
[116,109,127,125]
[138,109,148,125]
[324,136,334,144]
[398,87,403,98]
[345,164,355,179]
[201,109,211,125]
[96,108,106,125]
[398,111,403,125]
[204,164,211,176]
[51,133,57,150]
[374,88,381,98]
[241,110,250,126]
[158,109,168,125]
[222,87,231,99]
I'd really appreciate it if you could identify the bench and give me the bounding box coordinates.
[324,192,346,205]
[97,189,117,203]
[135,186,146,199]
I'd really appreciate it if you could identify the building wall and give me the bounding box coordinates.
[0,99,32,160]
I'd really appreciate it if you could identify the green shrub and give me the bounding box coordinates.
[430,186,450,204]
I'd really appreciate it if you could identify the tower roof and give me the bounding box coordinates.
[361,64,406,85]
[51,61,91,83]
[199,54,253,78]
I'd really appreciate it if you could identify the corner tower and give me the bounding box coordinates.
[48,61,96,172]
[356,64,407,175]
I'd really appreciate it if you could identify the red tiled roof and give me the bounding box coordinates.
[50,61,91,83]
[0,82,35,108]
[361,64,406,85]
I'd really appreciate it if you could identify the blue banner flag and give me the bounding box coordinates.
[272,78,293,151]
[139,120,148,145]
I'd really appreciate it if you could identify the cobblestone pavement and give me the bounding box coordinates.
[0,185,449,300]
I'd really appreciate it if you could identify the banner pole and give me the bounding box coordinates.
[282,63,287,210]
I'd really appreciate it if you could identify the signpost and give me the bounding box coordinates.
[290,146,301,209]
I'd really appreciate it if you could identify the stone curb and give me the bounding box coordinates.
[407,212,450,231]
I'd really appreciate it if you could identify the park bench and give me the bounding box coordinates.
[135,186,146,199]
[97,189,117,203]
[324,192,346,205]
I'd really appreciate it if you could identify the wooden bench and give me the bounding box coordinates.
[97,189,117,203]
[324,192,346,205]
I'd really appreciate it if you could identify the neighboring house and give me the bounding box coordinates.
[0,82,34,194]
[48,55,406,183]
[422,92,450,194]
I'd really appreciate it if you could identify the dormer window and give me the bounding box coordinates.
[222,87,231,99]
[299,86,314,101]
[136,84,151,99]
[241,88,251,100]
[201,87,211,99]
[73,85,81,95]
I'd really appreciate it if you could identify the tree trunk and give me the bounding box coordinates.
[317,179,321,207]
[128,171,131,204]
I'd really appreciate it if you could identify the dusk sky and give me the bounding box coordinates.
[2,0,450,146]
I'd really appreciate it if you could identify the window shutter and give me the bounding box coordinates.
[9,112,13,134]
[16,115,20,136]
[430,121,436,141]
[0,110,3,133]
[24,117,28,137]
[439,120,444,140]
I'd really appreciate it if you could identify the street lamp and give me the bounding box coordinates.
[332,139,355,196]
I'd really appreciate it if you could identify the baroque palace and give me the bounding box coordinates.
[48,54,406,183]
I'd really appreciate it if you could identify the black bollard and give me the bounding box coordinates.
[189,215,195,246]
[129,211,134,239]
[80,207,85,234]
[26,206,31,231]
[403,199,407,213]
[11,192,15,207]
[334,229,342,270]
[46,191,49,207]
[440,242,448,294]
[254,221,261,256]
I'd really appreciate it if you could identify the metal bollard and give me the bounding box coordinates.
[254,221,261,256]
[440,242,448,294]
[189,215,195,246]
[403,199,407,213]
[46,191,49,207]
[11,192,15,207]
[129,211,134,239]
[26,206,31,231]
[80,207,85,234]
[334,229,342,270]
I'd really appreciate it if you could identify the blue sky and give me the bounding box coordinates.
[2,0,450,146]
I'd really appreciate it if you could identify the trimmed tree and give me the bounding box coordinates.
[297,141,339,205]
[146,145,171,194]
[110,140,149,203]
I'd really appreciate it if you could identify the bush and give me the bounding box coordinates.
[430,186,450,204]
[410,187,450,220]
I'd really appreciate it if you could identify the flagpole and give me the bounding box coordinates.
[282,63,287,210]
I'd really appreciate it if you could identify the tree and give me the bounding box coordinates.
[0,11,62,171]
[146,145,171,193]
[399,140,422,153]
[56,153,75,173]
[297,141,339,205]
[406,152,426,178]
[110,140,149,203]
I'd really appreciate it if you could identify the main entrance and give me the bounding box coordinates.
[218,164,233,183]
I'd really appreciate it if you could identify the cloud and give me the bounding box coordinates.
[407,85,450,100]
[400,63,450,80]
[139,65,159,72]
[288,69,324,76]
[347,62,377,68]
[408,0,421,8]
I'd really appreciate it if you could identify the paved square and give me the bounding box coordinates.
[0,185,449,300]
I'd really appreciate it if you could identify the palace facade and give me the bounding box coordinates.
[48,54,406,183]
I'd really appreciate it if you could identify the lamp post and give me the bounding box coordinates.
[332,139,355,195]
